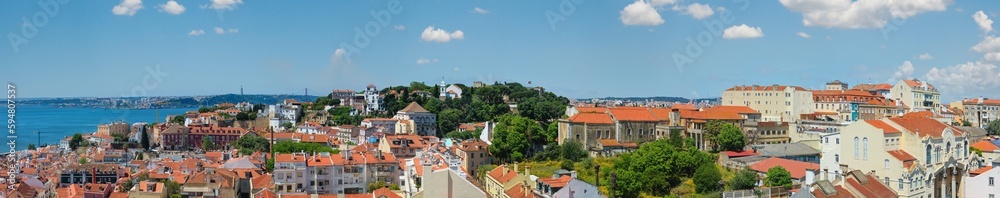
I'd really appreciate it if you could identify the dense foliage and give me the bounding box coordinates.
[729,168,759,190]
[716,122,746,151]
[693,163,722,193]
[765,166,792,188]
[231,135,271,155]
[489,114,541,163]
[988,120,1000,135]
[610,138,714,197]
[533,139,588,162]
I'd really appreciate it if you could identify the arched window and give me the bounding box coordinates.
[863,138,869,160]
[926,144,932,164]
[854,137,860,159]
[946,142,951,156]
[884,159,889,169]
[965,140,970,158]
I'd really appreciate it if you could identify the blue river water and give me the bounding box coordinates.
[1,105,194,150]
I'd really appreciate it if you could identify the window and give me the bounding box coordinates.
[991,177,995,186]
[863,138,869,160]
[926,144,932,164]
[835,154,839,163]
[898,179,903,189]
[884,159,889,169]
[854,137,860,159]
[884,177,889,185]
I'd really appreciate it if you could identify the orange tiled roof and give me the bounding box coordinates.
[488,165,519,184]
[963,98,1000,105]
[749,157,820,179]
[865,120,901,134]
[576,107,608,113]
[971,166,994,176]
[537,175,573,188]
[726,84,808,91]
[373,187,402,198]
[568,113,614,124]
[972,140,1000,152]
[902,79,935,91]
[887,150,916,162]
[845,173,898,198]
[275,154,304,163]
[671,103,698,110]
[608,108,658,122]
[704,105,758,114]
[888,116,963,138]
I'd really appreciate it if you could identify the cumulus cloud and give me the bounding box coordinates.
[779,0,950,29]
[112,0,144,16]
[678,3,714,19]
[973,36,1000,53]
[472,7,489,14]
[891,61,915,82]
[797,32,811,38]
[917,53,934,60]
[214,27,225,34]
[924,61,1000,94]
[421,26,464,42]
[987,53,1000,62]
[158,0,185,15]
[649,0,676,6]
[208,0,243,10]
[188,29,205,36]
[974,10,993,33]
[620,0,664,26]
[332,48,347,63]
[722,24,764,39]
[416,58,439,64]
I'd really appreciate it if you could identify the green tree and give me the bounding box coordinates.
[236,112,251,121]
[716,123,746,151]
[202,136,215,151]
[559,138,588,161]
[489,114,534,163]
[78,157,88,164]
[693,164,722,193]
[561,159,575,170]
[988,120,1000,135]
[27,144,35,150]
[729,168,759,190]
[281,122,295,131]
[232,135,271,155]
[265,158,275,172]
[163,180,182,197]
[765,166,793,188]
[170,115,185,124]
[437,109,463,134]
[69,133,85,150]
[140,130,150,151]
[135,152,144,160]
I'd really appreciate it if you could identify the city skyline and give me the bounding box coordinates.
[2,0,1000,101]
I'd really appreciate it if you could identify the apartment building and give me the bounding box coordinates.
[961,97,1000,128]
[722,84,814,122]
[393,102,437,136]
[274,151,400,195]
[839,113,973,197]
[889,79,940,114]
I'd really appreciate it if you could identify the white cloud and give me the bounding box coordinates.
[680,3,714,19]
[620,0,664,26]
[973,36,1000,53]
[188,29,205,36]
[891,61,915,82]
[227,28,239,33]
[779,0,950,29]
[797,32,811,38]
[974,10,994,33]
[332,48,346,63]
[112,0,144,16]
[208,0,243,10]
[394,25,406,30]
[986,53,1000,62]
[158,0,185,15]
[924,61,1000,94]
[421,26,464,43]
[650,0,676,7]
[416,58,439,64]
[214,27,225,34]
[472,7,489,14]
[917,53,934,60]
[722,24,764,39]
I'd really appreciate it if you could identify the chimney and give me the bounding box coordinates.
[92,167,97,184]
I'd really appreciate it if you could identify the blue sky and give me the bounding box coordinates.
[1,0,999,101]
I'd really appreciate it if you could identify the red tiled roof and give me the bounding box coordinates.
[537,175,573,188]
[671,103,698,110]
[749,157,820,179]
[597,139,622,147]
[845,174,898,198]
[373,187,402,198]
[888,116,963,138]
[902,79,935,91]
[575,107,608,113]
[488,165,519,184]
[812,185,852,198]
[887,150,916,162]
[865,120,900,134]
[648,108,673,121]
[608,108,658,122]
[704,105,758,114]
[963,98,1000,105]
[722,150,757,158]
[971,166,994,176]
[726,85,808,91]
[568,113,614,124]
[972,140,1000,152]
